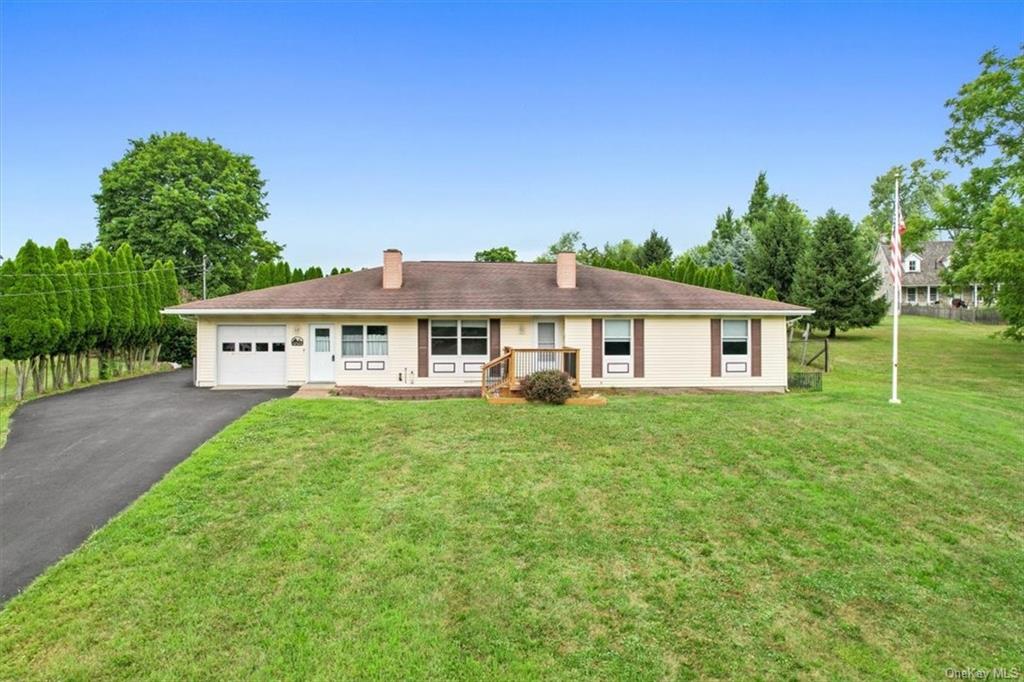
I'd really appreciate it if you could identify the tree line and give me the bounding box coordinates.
[249,262,352,290]
[0,238,181,400]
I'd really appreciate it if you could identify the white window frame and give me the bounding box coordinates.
[907,287,917,304]
[341,324,389,358]
[721,319,750,358]
[721,318,750,376]
[602,319,632,358]
[429,320,490,359]
[928,287,939,304]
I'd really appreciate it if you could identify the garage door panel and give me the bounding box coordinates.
[217,325,287,386]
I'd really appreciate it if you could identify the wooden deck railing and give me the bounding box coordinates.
[480,348,580,398]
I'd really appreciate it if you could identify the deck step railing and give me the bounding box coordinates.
[480,348,580,398]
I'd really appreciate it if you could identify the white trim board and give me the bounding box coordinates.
[166,307,813,317]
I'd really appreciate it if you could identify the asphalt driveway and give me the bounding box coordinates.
[0,369,293,602]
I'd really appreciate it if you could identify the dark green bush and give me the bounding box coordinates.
[159,319,196,366]
[520,370,574,405]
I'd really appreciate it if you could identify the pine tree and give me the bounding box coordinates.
[743,171,773,233]
[712,207,740,242]
[745,195,808,301]
[791,210,887,337]
[638,230,673,266]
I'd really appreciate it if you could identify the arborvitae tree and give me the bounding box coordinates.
[762,286,779,301]
[791,210,887,337]
[474,246,518,262]
[743,171,773,233]
[329,267,340,276]
[48,263,75,389]
[638,229,673,266]
[745,195,808,301]
[251,262,273,290]
[305,266,324,279]
[54,237,75,263]
[105,244,134,374]
[67,260,94,384]
[87,250,113,379]
[0,241,62,399]
[276,262,291,286]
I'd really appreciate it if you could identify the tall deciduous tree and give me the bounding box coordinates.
[745,195,808,300]
[474,246,518,262]
[934,47,1024,340]
[535,231,582,262]
[95,132,281,297]
[792,210,887,337]
[861,159,949,251]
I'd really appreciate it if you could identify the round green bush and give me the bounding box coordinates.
[520,370,574,405]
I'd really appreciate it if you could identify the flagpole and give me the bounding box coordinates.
[890,179,901,405]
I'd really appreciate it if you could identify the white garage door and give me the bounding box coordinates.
[217,325,287,386]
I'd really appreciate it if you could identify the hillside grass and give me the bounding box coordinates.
[1,316,1021,679]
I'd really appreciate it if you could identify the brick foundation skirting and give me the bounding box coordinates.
[329,386,480,400]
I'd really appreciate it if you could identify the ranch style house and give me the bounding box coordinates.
[164,250,813,394]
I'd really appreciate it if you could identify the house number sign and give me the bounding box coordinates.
[290,336,304,347]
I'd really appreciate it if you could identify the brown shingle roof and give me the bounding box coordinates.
[167,262,811,314]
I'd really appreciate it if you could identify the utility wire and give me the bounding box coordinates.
[0,282,194,298]
[0,263,208,277]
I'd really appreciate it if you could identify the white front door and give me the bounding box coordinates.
[536,320,560,371]
[309,324,335,382]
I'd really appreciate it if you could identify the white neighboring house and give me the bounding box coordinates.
[874,240,981,307]
[164,250,813,392]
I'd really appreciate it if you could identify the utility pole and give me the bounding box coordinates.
[202,254,208,300]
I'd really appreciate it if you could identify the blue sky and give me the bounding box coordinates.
[1,2,1020,276]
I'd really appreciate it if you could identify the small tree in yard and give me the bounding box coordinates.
[520,370,574,405]
[791,210,887,337]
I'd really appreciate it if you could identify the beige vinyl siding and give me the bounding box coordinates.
[334,318,417,387]
[566,316,787,390]
[194,314,789,390]
[195,318,217,386]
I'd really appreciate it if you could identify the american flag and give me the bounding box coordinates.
[890,192,906,290]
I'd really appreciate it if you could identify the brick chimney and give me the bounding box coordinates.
[556,251,576,289]
[383,249,403,289]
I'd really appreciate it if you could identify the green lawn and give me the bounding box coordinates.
[1,317,1021,680]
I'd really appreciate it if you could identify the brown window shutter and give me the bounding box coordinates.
[710,319,722,377]
[591,319,603,378]
[750,319,762,377]
[489,318,501,359]
[417,319,429,377]
[633,319,644,378]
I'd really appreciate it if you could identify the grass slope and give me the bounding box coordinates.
[1,317,1021,680]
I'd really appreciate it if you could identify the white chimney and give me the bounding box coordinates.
[556,251,576,289]
[383,249,403,289]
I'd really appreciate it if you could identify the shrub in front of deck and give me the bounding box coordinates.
[521,370,574,405]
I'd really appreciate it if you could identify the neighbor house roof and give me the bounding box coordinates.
[165,262,812,316]
[902,241,954,287]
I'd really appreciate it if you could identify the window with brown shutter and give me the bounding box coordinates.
[633,319,644,378]
[710,319,722,377]
[489,319,501,359]
[417,319,429,377]
[591,319,603,378]
[750,319,762,377]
